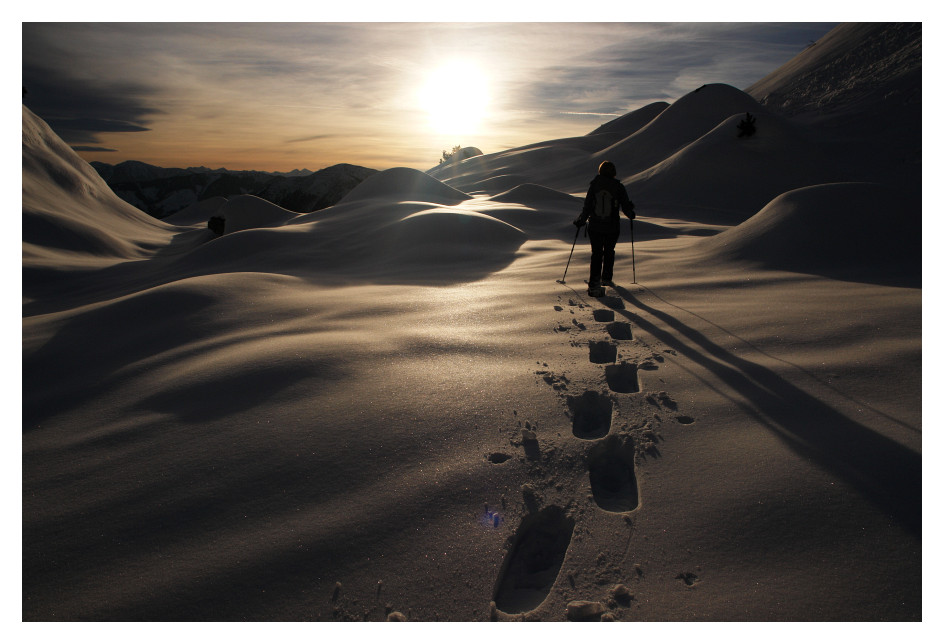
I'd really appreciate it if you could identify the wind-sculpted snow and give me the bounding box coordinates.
[426,101,669,194]
[340,166,471,205]
[429,144,588,194]
[695,182,920,285]
[22,122,534,294]
[22,23,922,621]
[626,111,842,218]
[377,207,525,248]
[490,183,582,206]
[592,84,766,179]
[22,106,176,264]
[587,101,669,139]
[426,85,773,197]
[163,196,229,226]
[747,23,921,119]
[586,101,669,137]
[203,194,298,234]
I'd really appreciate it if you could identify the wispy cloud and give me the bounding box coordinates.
[284,134,341,144]
[21,22,837,171]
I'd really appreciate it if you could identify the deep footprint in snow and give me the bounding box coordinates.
[605,321,633,340]
[588,341,617,364]
[593,309,615,322]
[600,296,624,310]
[604,362,640,393]
[587,435,639,512]
[493,506,576,614]
[567,391,613,439]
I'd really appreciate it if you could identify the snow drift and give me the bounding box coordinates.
[22,106,176,265]
[625,110,842,217]
[694,182,920,281]
[340,166,470,205]
[22,23,921,622]
[592,84,766,179]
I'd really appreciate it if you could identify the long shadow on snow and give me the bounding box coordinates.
[611,284,921,536]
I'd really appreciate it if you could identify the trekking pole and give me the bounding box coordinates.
[630,217,637,284]
[557,225,581,284]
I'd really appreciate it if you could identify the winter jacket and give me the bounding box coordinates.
[576,175,635,234]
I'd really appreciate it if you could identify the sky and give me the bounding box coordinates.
[20,16,839,173]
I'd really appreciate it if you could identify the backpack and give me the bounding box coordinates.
[593,189,616,221]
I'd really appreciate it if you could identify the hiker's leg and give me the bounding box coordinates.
[589,232,604,285]
[601,232,618,282]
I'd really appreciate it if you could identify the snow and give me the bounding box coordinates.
[594,84,767,179]
[21,22,922,624]
[625,111,842,216]
[695,182,920,281]
[341,165,471,205]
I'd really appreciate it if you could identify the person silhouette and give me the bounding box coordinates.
[573,161,635,296]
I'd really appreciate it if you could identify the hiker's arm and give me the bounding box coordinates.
[619,185,635,219]
[575,187,594,226]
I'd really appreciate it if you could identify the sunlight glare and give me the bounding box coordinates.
[418,59,491,137]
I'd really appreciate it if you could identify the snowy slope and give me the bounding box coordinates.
[22,23,921,622]
[624,110,842,217]
[694,182,920,283]
[592,84,766,179]
[22,106,176,262]
[746,23,921,120]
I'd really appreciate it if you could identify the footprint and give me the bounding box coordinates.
[493,506,576,614]
[600,296,624,310]
[676,572,699,586]
[587,435,639,512]
[646,391,678,410]
[676,415,695,425]
[589,341,617,364]
[488,453,512,464]
[604,362,640,393]
[567,391,613,439]
[605,321,633,340]
[536,370,569,391]
[656,392,678,410]
[593,309,615,322]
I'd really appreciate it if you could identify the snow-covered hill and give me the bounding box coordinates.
[22,23,921,622]
[22,106,178,274]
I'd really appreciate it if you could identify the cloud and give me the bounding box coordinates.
[22,60,161,144]
[284,134,340,144]
[20,22,839,170]
[21,24,169,139]
[496,22,837,117]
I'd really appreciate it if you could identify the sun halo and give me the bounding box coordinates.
[418,59,491,138]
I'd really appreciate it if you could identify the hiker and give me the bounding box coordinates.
[573,160,636,296]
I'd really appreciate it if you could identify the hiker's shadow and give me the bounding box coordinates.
[610,284,921,536]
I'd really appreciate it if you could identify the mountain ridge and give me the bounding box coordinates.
[90,160,378,219]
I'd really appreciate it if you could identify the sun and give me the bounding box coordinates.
[418,59,491,137]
